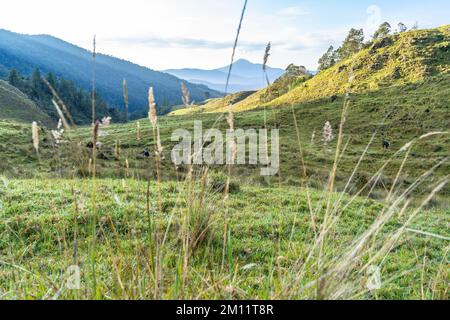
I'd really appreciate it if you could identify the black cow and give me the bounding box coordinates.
[142,149,151,158]
[382,139,391,150]
[331,95,338,103]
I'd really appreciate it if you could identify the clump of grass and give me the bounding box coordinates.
[209,171,240,194]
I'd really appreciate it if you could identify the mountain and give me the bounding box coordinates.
[164,59,285,93]
[0,29,221,118]
[0,79,53,125]
[174,25,450,114]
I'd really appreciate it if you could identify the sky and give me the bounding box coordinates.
[0,0,449,70]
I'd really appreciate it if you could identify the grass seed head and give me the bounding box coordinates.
[31,121,39,153]
[181,82,190,107]
[148,87,157,127]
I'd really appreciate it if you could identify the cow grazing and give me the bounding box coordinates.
[382,139,391,150]
[142,150,151,158]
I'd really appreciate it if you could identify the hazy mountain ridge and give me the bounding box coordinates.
[0,29,221,118]
[164,59,285,93]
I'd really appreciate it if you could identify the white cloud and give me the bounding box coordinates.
[277,6,311,18]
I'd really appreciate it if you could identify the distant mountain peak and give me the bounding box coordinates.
[165,59,285,93]
[233,58,253,64]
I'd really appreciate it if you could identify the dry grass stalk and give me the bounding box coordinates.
[263,42,271,86]
[147,87,162,212]
[92,35,96,124]
[156,127,163,156]
[88,158,92,175]
[148,87,157,128]
[42,77,76,127]
[115,139,121,158]
[92,121,100,152]
[224,103,236,199]
[125,158,129,177]
[123,79,129,122]
[224,0,248,95]
[52,100,71,131]
[136,121,141,141]
[181,82,190,107]
[31,121,39,154]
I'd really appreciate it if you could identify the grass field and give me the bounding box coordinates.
[0,178,448,299]
[0,70,449,299]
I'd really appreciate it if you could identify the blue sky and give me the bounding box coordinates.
[0,0,449,70]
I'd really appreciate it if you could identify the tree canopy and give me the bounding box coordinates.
[373,22,392,40]
[318,46,337,71]
[317,28,364,71]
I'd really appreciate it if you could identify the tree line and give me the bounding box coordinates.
[7,68,125,125]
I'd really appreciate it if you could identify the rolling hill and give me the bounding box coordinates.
[164,59,285,93]
[174,25,450,115]
[0,29,221,118]
[0,79,53,125]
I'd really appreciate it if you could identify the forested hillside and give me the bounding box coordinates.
[0,29,221,118]
[5,68,123,125]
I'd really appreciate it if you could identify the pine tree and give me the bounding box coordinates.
[31,69,45,99]
[318,46,337,71]
[398,22,407,33]
[373,22,392,40]
[337,29,364,60]
[46,72,57,89]
[8,69,21,87]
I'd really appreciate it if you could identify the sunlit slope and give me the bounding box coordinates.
[170,90,256,115]
[173,25,450,115]
[266,25,450,108]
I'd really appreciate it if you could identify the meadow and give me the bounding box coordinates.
[0,71,448,299]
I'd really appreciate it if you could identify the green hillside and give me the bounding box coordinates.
[267,24,450,108]
[1,72,449,202]
[0,79,53,125]
[174,25,450,114]
[171,90,256,115]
